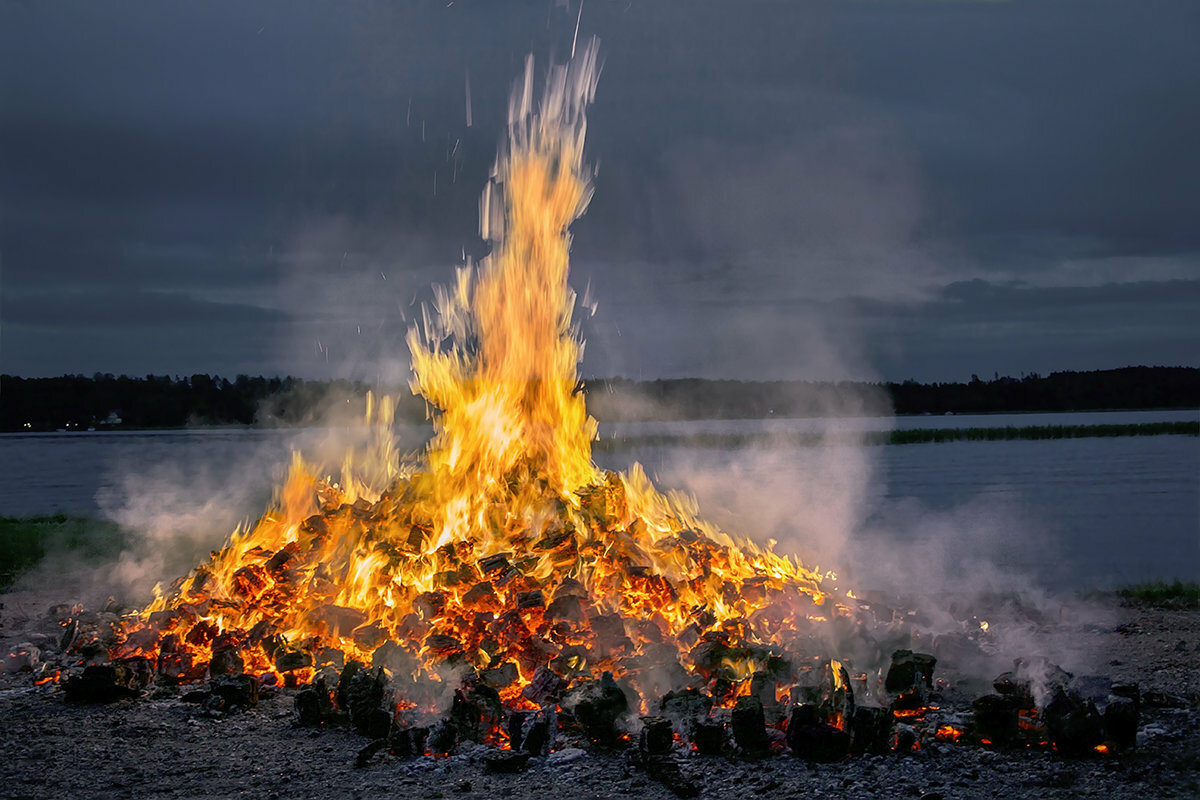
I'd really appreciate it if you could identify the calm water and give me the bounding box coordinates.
[1,410,1196,590]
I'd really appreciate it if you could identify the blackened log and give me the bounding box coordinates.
[892,723,918,752]
[295,678,335,726]
[519,708,556,755]
[451,685,504,742]
[344,666,388,736]
[639,716,674,756]
[569,672,629,745]
[274,650,312,673]
[545,595,584,623]
[787,720,851,762]
[506,710,533,751]
[388,725,429,758]
[731,696,769,756]
[644,755,699,799]
[849,705,892,756]
[690,719,725,755]
[972,694,1019,746]
[209,647,244,676]
[516,590,546,610]
[210,674,259,709]
[660,688,713,732]
[483,750,532,774]
[1103,695,1138,751]
[1043,689,1104,756]
[427,719,457,756]
[885,650,937,694]
[355,738,387,768]
[337,661,363,709]
[63,663,146,703]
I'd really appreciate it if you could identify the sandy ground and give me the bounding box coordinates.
[1,597,1197,800]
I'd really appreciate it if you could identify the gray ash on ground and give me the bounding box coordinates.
[1,596,1198,799]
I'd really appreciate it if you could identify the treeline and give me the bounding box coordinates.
[0,374,426,432]
[587,366,1198,421]
[0,366,1195,432]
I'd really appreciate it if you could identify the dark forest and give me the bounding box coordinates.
[1,366,1196,432]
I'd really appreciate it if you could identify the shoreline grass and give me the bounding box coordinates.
[594,420,1198,452]
[1116,580,1200,608]
[0,513,128,590]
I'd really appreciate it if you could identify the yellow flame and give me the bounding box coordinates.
[112,40,840,702]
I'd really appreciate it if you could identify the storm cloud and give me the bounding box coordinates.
[2,0,1197,381]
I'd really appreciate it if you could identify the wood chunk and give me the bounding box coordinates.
[516,589,546,610]
[210,674,259,710]
[849,705,892,756]
[787,708,851,762]
[63,662,148,703]
[462,581,501,612]
[1043,688,1105,755]
[480,662,519,690]
[972,694,1019,746]
[1103,695,1138,751]
[639,715,674,756]
[568,672,629,745]
[545,595,584,623]
[521,665,567,705]
[731,696,769,756]
[355,738,387,768]
[274,650,313,673]
[691,719,726,755]
[483,750,532,774]
[885,649,937,694]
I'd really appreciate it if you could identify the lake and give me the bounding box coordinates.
[1,409,1195,591]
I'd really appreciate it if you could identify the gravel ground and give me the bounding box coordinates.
[1,597,1197,800]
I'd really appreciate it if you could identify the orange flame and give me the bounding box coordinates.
[109,41,843,710]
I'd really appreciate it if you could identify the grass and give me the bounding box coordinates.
[0,513,128,590]
[593,420,1199,452]
[887,420,1197,445]
[1116,580,1200,608]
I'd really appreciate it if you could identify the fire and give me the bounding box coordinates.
[108,41,844,713]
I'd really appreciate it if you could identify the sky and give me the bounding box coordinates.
[1,0,1197,384]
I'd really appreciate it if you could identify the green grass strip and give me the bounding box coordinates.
[0,513,128,590]
[593,420,1198,452]
[1116,580,1200,607]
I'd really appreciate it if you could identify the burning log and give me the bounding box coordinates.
[885,649,936,711]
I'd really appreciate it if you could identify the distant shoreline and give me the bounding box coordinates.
[2,366,1197,433]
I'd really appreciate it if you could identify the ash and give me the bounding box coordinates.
[2,597,1197,800]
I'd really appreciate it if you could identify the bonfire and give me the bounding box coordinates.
[109,41,852,725]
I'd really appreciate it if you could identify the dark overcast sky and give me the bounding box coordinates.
[2,0,1197,383]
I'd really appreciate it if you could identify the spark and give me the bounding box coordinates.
[465,69,473,127]
[572,0,584,58]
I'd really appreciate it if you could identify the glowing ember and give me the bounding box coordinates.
[109,40,847,713]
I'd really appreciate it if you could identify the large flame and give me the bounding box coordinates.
[113,41,845,710]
